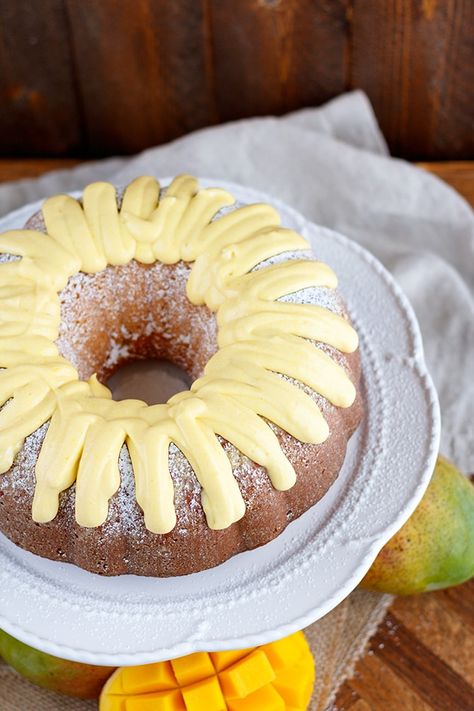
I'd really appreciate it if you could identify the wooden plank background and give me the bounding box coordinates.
[0,0,472,160]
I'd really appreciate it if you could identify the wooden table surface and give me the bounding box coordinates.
[0,158,473,711]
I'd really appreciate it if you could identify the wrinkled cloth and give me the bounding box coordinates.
[0,90,472,709]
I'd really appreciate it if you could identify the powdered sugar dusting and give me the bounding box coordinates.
[57,259,218,382]
[2,423,49,496]
[0,253,20,264]
[2,184,358,547]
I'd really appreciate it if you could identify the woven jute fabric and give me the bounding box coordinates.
[0,589,391,710]
[307,590,392,710]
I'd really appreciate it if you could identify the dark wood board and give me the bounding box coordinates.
[64,0,216,155]
[350,0,474,159]
[0,1,472,159]
[208,0,349,121]
[0,0,81,155]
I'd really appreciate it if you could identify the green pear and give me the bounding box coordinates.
[0,628,115,698]
[361,456,474,595]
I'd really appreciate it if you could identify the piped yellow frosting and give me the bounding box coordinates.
[0,175,358,534]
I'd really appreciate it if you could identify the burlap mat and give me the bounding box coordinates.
[0,588,391,710]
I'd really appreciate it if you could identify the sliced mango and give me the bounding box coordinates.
[210,648,252,672]
[126,690,185,711]
[260,633,309,671]
[120,661,176,694]
[172,652,216,687]
[219,650,275,698]
[227,684,285,711]
[181,676,226,711]
[273,662,315,708]
[100,631,315,711]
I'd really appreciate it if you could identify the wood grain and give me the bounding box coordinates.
[209,0,349,121]
[391,592,474,684]
[0,158,82,182]
[350,0,474,159]
[345,648,434,711]
[419,161,474,206]
[0,1,472,158]
[0,0,80,156]
[335,581,474,710]
[64,0,216,154]
[372,612,473,711]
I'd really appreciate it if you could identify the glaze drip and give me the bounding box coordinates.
[0,176,358,533]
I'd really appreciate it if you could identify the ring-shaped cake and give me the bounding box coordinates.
[0,175,362,576]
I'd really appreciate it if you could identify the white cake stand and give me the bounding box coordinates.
[0,180,440,665]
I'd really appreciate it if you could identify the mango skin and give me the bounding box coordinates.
[361,456,474,595]
[0,628,115,698]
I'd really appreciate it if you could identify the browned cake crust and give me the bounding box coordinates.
[0,209,363,577]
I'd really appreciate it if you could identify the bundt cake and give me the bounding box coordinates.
[0,175,363,576]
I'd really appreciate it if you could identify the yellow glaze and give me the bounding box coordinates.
[0,175,358,533]
[100,631,315,711]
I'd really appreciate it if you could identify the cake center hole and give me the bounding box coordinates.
[57,261,219,394]
[106,359,192,405]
